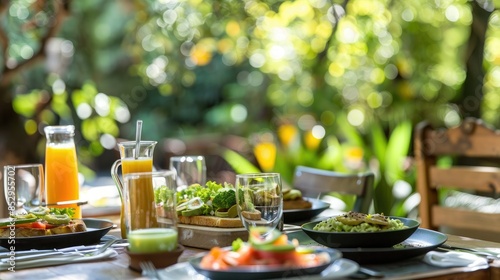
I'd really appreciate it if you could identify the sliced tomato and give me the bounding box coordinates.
[0,216,37,228]
[254,249,297,264]
[200,247,230,270]
[0,220,61,230]
[30,221,46,229]
[43,223,58,229]
[2,221,46,229]
[222,245,256,266]
[9,223,32,228]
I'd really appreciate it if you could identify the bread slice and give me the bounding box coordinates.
[0,227,46,238]
[178,215,243,228]
[283,198,313,210]
[73,219,87,232]
[0,220,87,237]
[49,219,87,235]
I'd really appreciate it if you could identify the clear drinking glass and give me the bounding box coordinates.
[235,173,283,236]
[123,170,178,253]
[169,155,206,190]
[3,164,44,215]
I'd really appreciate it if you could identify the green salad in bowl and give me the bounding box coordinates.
[302,211,419,248]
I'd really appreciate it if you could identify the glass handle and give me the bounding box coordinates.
[111,159,123,200]
[111,159,128,239]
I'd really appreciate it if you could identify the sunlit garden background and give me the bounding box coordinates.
[1,0,500,217]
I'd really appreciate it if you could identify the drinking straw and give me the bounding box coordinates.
[135,120,143,159]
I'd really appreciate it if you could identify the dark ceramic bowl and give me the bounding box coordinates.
[301,216,419,248]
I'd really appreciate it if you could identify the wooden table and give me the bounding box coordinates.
[0,218,499,279]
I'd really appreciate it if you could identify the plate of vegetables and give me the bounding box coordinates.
[288,228,447,264]
[301,211,419,248]
[189,227,343,280]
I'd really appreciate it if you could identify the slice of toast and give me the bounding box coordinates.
[49,219,87,235]
[178,215,243,228]
[283,198,313,210]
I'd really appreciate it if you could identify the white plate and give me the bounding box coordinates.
[160,258,359,280]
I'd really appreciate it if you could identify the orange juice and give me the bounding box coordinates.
[45,144,81,218]
[122,158,153,174]
[122,158,157,231]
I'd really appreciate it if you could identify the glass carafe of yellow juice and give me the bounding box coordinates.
[111,141,157,238]
[44,125,81,218]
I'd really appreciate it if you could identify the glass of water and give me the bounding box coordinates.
[235,173,283,236]
[169,155,206,191]
[3,164,44,215]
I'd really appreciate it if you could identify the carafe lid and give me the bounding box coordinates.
[44,125,75,135]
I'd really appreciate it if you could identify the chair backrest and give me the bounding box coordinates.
[292,165,374,213]
[414,118,500,241]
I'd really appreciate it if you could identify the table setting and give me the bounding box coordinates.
[1,122,499,280]
[0,238,124,271]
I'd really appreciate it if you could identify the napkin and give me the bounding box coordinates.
[423,251,488,268]
[0,248,118,271]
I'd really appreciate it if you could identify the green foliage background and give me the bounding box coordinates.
[2,0,500,216]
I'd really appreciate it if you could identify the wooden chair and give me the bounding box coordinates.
[292,165,375,213]
[414,118,500,242]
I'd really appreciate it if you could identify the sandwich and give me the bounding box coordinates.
[156,181,244,228]
[155,182,312,228]
[0,207,87,237]
[282,189,312,210]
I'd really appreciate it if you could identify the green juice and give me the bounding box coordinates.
[128,228,178,253]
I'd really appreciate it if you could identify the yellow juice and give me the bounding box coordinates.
[122,158,157,232]
[45,144,81,218]
[122,158,153,174]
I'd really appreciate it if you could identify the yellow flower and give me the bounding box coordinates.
[253,142,276,172]
[346,146,363,161]
[304,130,321,150]
[344,146,365,170]
[277,124,298,148]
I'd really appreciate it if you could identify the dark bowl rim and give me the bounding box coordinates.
[301,216,420,235]
[189,246,342,273]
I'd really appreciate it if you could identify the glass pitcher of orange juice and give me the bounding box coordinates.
[44,125,81,218]
[111,141,157,238]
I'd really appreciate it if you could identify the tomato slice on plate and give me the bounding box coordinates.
[43,223,58,229]
[7,221,46,229]
[30,221,46,229]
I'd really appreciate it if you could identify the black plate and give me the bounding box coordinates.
[283,198,330,223]
[288,228,447,264]
[189,247,342,280]
[301,217,419,248]
[0,218,114,250]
